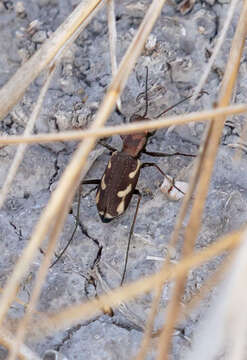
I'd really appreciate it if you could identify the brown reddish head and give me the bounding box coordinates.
[121,113,150,158]
[121,133,147,158]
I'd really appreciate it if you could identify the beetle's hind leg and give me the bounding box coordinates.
[50,183,83,268]
[121,189,142,286]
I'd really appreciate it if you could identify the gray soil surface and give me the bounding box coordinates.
[0,0,247,359]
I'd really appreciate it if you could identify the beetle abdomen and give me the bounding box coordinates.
[96,151,141,222]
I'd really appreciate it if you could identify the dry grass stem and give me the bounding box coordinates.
[0,65,56,210]
[107,0,121,110]
[107,0,117,76]
[135,286,162,360]
[168,121,213,258]
[157,2,247,357]
[136,120,214,359]
[0,104,247,146]
[31,228,243,338]
[8,200,72,360]
[0,288,27,309]
[224,233,247,360]
[180,254,233,323]
[181,256,234,358]
[183,231,247,360]
[0,329,41,360]
[153,122,211,360]
[0,138,85,329]
[0,0,103,121]
[192,0,239,101]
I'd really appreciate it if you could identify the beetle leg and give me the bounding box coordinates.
[50,183,84,268]
[143,149,197,158]
[82,179,101,185]
[98,140,117,153]
[121,189,142,286]
[141,162,185,195]
[50,180,100,268]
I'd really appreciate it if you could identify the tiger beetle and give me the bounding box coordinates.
[52,67,203,285]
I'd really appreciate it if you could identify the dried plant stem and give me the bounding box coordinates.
[107,0,121,110]
[224,233,247,360]
[183,230,247,360]
[192,0,239,101]
[136,121,212,360]
[107,0,117,75]
[33,228,243,338]
[152,256,235,348]
[0,65,56,210]
[135,286,162,360]
[180,254,233,323]
[0,0,103,121]
[0,138,89,329]
[0,329,41,360]
[8,200,72,360]
[0,0,167,334]
[0,288,27,308]
[0,104,247,146]
[157,2,247,358]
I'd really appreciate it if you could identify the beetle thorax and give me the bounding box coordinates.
[121,133,147,158]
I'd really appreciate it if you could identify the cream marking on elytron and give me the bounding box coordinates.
[128,160,141,179]
[116,199,125,215]
[95,191,100,204]
[117,184,132,198]
[101,174,106,190]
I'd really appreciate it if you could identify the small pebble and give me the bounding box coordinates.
[32,30,47,43]
[198,26,205,34]
[18,48,30,62]
[43,349,69,360]
[27,20,42,35]
[145,34,157,53]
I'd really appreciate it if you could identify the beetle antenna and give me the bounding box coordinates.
[155,90,207,118]
[142,66,149,118]
[155,94,193,118]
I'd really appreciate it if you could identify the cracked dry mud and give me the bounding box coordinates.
[0,0,247,359]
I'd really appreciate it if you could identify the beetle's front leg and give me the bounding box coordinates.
[143,149,197,158]
[141,162,186,197]
[82,179,101,185]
